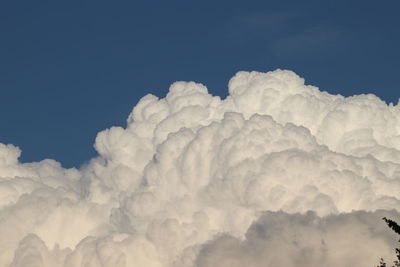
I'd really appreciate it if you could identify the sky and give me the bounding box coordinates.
[1,0,399,168]
[2,2,400,264]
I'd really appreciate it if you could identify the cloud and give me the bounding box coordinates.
[1,69,400,266]
[225,11,347,61]
[195,210,399,267]
[270,25,345,60]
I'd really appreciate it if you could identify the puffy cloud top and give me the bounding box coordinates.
[1,69,400,266]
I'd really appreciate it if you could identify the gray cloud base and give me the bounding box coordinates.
[1,70,400,266]
[195,210,399,267]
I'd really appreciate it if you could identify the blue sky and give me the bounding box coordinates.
[1,0,399,168]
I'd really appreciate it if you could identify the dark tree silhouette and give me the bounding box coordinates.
[376,218,400,267]
[383,217,400,235]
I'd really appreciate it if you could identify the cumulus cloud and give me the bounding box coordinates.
[1,69,400,266]
[195,210,399,267]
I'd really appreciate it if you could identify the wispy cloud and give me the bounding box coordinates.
[226,10,347,60]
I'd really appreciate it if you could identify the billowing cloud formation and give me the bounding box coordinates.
[1,69,400,266]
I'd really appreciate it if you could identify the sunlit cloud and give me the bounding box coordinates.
[1,69,400,266]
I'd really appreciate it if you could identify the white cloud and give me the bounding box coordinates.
[1,69,400,266]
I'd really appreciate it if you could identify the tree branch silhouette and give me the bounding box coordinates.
[376,218,400,267]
